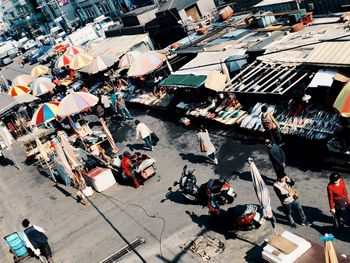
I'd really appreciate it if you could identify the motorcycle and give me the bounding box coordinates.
[173,165,236,206]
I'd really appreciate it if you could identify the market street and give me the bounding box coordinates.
[0,61,349,263]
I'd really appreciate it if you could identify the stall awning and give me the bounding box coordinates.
[305,42,350,67]
[175,48,246,75]
[308,69,337,88]
[160,74,206,88]
[0,93,17,117]
[14,94,39,104]
[87,34,153,57]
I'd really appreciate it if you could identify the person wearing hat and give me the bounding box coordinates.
[273,175,311,228]
[327,173,350,228]
[265,139,286,178]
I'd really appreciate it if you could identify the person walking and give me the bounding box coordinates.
[96,99,105,119]
[197,126,218,165]
[135,120,153,151]
[22,219,54,263]
[265,139,286,178]
[273,175,311,228]
[327,173,350,228]
[115,94,133,120]
[261,105,283,145]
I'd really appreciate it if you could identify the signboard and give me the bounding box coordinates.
[57,0,69,6]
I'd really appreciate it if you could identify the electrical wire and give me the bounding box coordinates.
[101,193,166,261]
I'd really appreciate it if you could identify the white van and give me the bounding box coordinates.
[93,15,115,31]
[50,26,66,43]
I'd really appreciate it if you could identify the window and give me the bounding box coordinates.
[83,6,96,18]
[185,4,201,21]
[97,1,112,14]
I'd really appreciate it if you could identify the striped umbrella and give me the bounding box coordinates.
[65,46,84,56]
[80,55,118,74]
[334,81,350,117]
[248,157,277,235]
[118,51,141,69]
[55,53,73,68]
[100,117,118,153]
[31,65,49,77]
[31,77,56,96]
[127,51,166,77]
[69,53,94,70]
[30,102,60,125]
[12,74,35,86]
[8,85,30,96]
[58,92,98,117]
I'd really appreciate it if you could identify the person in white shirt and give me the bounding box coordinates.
[101,93,112,117]
[135,120,153,151]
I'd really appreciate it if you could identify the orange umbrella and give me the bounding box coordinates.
[8,85,30,96]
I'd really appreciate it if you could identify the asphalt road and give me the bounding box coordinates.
[0,60,349,263]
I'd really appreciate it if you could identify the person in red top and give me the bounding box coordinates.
[121,151,140,189]
[327,173,350,228]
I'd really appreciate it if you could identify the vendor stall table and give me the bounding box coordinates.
[60,78,74,87]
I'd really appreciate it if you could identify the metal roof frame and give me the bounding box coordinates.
[224,62,310,95]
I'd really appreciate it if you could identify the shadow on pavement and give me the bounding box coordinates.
[126,143,148,152]
[179,153,208,164]
[231,170,275,186]
[0,156,15,166]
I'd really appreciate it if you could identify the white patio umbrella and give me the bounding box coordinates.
[79,55,118,74]
[248,157,277,235]
[31,77,55,96]
[12,74,35,86]
[58,92,98,117]
[118,51,141,69]
[127,51,166,77]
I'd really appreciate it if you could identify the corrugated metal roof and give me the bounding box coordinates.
[0,93,17,117]
[305,42,350,67]
[254,0,294,7]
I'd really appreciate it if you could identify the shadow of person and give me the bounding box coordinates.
[0,156,15,166]
[126,143,147,151]
[160,187,204,207]
[231,170,275,186]
[179,153,208,164]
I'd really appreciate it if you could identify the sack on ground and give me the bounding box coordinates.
[200,139,207,152]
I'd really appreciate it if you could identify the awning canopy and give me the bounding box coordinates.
[159,74,206,88]
[305,42,350,67]
[175,48,246,76]
[14,94,39,104]
[308,69,337,88]
[0,93,18,117]
[87,34,153,57]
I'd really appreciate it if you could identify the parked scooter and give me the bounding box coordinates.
[173,165,236,205]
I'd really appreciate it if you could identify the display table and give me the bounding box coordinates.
[83,167,116,192]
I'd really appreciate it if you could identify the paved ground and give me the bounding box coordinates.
[0,60,349,263]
